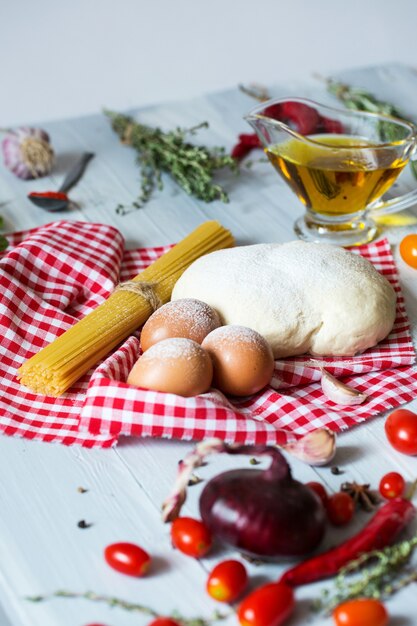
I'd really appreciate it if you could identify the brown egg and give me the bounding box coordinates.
[140,298,221,352]
[127,337,213,397]
[202,325,275,397]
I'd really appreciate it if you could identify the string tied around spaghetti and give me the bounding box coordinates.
[114,280,162,312]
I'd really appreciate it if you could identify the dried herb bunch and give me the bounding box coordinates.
[0,215,7,252]
[316,534,417,613]
[105,110,237,214]
[326,79,405,119]
[326,79,417,177]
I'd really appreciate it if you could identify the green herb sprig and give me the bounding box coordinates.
[315,534,417,613]
[0,215,7,252]
[326,79,417,176]
[26,590,229,626]
[326,79,405,119]
[105,110,238,215]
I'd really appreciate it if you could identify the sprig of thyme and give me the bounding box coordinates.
[315,534,417,613]
[26,590,229,626]
[326,79,417,176]
[0,215,7,252]
[0,236,7,252]
[326,79,405,119]
[105,110,238,215]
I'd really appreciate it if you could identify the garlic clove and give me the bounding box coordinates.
[282,428,336,466]
[2,127,54,179]
[321,368,367,406]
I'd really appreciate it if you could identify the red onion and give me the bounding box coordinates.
[2,127,54,179]
[162,439,326,558]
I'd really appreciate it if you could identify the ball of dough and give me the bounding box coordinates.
[127,338,213,397]
[140,298,221,352]
[202,325,275,396]
[172,242,396,358]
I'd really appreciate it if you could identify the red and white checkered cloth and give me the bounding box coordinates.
[1,220,416,448]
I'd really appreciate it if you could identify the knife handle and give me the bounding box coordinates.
[59,152,95,193]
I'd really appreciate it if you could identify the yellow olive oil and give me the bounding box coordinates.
[266,135,408,216]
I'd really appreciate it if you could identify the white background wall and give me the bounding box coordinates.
[1,0,417,125]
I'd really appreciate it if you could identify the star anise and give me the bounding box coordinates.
[341,481,381,512]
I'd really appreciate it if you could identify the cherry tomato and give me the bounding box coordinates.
[399,234,417,269]
[385,408,417,455]
[237,582,294,626]
[379,471,406,499]
[326,492,355,526]
[306,481,328,506]
[170,517,212,558]
[206,559,248,603]
[104,542,151,577]
[333,598,388,626]
[148,619,182,626]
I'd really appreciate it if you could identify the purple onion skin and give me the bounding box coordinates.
[199,447,326,558]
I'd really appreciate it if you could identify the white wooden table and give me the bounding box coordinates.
[1,63,417,626]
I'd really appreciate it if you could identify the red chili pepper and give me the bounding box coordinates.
[320,117,344,134]
[231,133,262,160]
[262,103,284,120]
[280,101,320,135]
[280,498,415,587]
[236,133,263,147]
[28,191,69,201]
[231,142,252,160]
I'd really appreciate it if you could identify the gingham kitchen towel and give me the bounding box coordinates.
[1,220,417,448]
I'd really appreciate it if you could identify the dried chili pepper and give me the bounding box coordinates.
[235,86,346,162]
[280,497,415,587]
[231,100,327,160]
[231,133,262,160]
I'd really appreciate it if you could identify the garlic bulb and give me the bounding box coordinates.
[2,127,54,179]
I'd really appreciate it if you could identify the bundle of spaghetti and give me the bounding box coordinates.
[17,220,234,396]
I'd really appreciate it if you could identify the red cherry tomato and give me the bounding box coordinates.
[333,598,388,626]
[379,471,406,499]
[170,517,212,558]
[104,542,151,577]
[326,492,355,526]
[385,408,417,455]
[148,619,182,626]
[206,559,248,603]
[237,582,294,626]
[306,481,328,507]
[399,234,417,269]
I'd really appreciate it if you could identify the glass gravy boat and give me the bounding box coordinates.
[245,97,417,245]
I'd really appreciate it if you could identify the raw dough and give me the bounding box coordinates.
[171,241,397,358]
